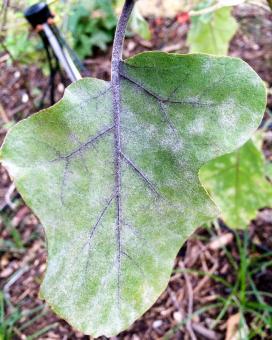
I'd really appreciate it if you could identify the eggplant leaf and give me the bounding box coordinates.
[200,138,272,229]
[187,5,238,55]
[0,52,266,337]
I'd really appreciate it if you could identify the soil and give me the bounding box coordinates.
[1,5,272,340]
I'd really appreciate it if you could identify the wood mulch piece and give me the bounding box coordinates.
[1,5,272,340]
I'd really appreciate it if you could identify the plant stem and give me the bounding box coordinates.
[111,0,135,78]
[267,0,272,10]
[111,0,135,307]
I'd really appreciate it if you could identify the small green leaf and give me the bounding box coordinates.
[200,138,272,229]
[0,52,266,336]
[265,162,272,181]
[129,7,151,40]
[187,4,238,55]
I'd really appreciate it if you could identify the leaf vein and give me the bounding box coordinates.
[121,152,162,198]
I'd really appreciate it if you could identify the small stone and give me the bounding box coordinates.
[21,93,29,103]
[127,41,136,51]
[0,266,13,278]
[14,71,20,78]
[153,320,163,328]
[173,311,183,323]
[132,335,140,340]
[58,83,65,93]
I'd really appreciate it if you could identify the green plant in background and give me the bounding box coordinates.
[167,230,272,339]
[67,0,151,58]
[128,4,151,41]
[1,31,38,65]
[0,292,21,340]
[0,0,151,65]
[0,213,25,252]
[0,0,68,67]
[200,136,272,229]
[187,0,238,54]
[68,0,117,58]
[0,2,39,65]
[0,291,57,340]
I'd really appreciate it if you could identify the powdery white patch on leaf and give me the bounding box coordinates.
[187,116,206,135]
[0,52,266,337]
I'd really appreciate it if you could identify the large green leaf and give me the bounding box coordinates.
[187,4,238,55]
[199,137,272,229]
[0,52,266,336]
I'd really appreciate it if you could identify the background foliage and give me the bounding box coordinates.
[187,1,238,54]
[0,0,151,65]
[200,136,272,229]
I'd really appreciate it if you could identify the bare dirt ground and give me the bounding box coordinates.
[1,5,272,340]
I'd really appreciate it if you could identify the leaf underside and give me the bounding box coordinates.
[200,138,272,229]
[0,52,266,337]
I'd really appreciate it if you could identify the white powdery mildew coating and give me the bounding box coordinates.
[44,245,68,280]
[195,148,212,162]
[141,284,156,305]
[1,51,266,337]
[237,65,263,89]
[45,225,124,334]
[187,116,206,135]
[218,99,238,128]
[201,58,213,73]
[160,133,183,151]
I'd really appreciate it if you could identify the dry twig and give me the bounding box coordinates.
[180,261,197,340]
